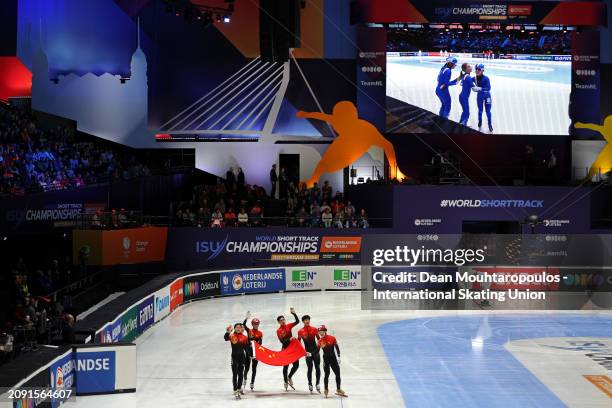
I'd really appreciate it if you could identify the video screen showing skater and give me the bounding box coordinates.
[386,28,572,135]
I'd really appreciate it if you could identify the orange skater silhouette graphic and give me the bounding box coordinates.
[575,115,612,180]
[296,101,406,187]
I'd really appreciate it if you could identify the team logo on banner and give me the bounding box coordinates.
[232,274,243,290]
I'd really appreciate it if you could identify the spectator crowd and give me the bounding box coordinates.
[0,104,151,197]
[1,257,79,364]
[387,29,572,55]
[172,166,371,228]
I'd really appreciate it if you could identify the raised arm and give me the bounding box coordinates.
[296,111,333,122]
[575,122,604,134]
[224,325,232,341]
[243,311,251,334]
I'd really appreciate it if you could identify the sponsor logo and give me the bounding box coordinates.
[56,366,64,388]
[221,269,285,294]
[50,356,74,393]
[508,5,532,16]
[436,4,507,18]
[361,66,382,73]
[333,269,360,288]
[232,274,243,290]
[543,219,570,227]
[139,303,154,326]
[414,218,442,227]
[574,55,599,62]
[122,237,131,250]
[359,51,385,58]
[121,315,137,339]
[290,269,317,289]
[195,235,229,261]
[170,279,184,311]
[76,358,111,372]
[320,237,361,253]
[184,281,200,297]
[575,83,597,90]
[156,294,170,313]
[196,235,319,262]
[576,69,597,77]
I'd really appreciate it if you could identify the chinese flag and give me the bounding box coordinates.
[254,339,306,366]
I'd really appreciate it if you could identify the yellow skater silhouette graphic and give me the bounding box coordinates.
[575,115,612,180]
[296,101,406,187]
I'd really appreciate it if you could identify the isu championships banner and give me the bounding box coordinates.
[165,228,363,271]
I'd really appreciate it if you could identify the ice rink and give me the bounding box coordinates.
[74,291,612,407]
[387,55,572,135]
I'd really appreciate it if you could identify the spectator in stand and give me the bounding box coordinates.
[183,208,195,226]
[224,207,237,227]
[91,209,103,229]
[171,178,372,229]
[226,167,236,188]
[111,209,119,228]
[320,201,331,214]
[310,202,321,227]
[358,209,370,229]
[196,207,210,228]
[250,202,263,226]
[211,209,224,228]
[279,167,288,199]
[296,206,308,227]
[237,207,249,227]
[118,208,129,228]
[237,167,245,189]
[285,203,296,227]
[333,207,345,229]
[269,164,278,198]
[322,181,332,201]
[61,314,75,345]
[345,201,355,217]
[322,208,333,228]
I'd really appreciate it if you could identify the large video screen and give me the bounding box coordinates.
[386,29,572,135]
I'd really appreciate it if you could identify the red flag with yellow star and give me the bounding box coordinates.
[254,338,306,366]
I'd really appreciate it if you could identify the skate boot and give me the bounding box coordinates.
[316,385,321,394]
[324,388,329,398]
[234,390,241,400]
[336,389,348,397]
[284,382,289,391]
[488,124,493,133]
[478,120,482,131]
[309,384,313,393]
[240,389,245,395]
[287,377,295,390]
[250,382,254,391]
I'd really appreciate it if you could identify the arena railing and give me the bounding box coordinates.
[169,215,393,228]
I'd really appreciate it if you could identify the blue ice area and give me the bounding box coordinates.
[377,314,612,408]
[393,57,571,85]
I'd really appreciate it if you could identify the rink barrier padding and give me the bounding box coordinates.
[93,265,363,345]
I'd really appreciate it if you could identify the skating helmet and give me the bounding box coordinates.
[475,63,485,71]
[252,318,260,325]
[318,325,327,332]
[446,56,458,65]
